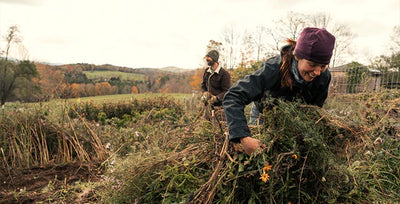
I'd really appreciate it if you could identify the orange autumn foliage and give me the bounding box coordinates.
[190,68,204,91]
[131,86,139,94]
[34,63,67,100]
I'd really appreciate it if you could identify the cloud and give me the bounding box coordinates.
[1,0,399,68]
[0,0,43,5]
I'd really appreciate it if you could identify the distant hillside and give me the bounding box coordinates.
[83,71,145,81]
[160,66,194,73]
[33,61,195,95]
[35,61,194,75]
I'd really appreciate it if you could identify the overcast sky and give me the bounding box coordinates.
[0,0,399,69]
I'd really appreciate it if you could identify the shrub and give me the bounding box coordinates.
[101,97,400,203]
[68,96,183,126]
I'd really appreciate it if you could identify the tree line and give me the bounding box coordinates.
[0,26,194,105]
[1,12,400,105]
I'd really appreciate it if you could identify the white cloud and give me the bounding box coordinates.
[0,0,399,68]
[0,0,43,5]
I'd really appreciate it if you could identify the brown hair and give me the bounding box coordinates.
[280,39,297,89]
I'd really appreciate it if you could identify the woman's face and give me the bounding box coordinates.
[297,58,328,82]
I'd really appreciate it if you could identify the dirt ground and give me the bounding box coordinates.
[0,162,104,204]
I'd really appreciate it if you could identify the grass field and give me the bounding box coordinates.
[68,93,192,103]
[83,70,145,81]
[1,90,400,203]
[1,93,193,118]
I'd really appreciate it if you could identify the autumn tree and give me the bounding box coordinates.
[190,68,203,91]
[94,82,117,96]
[119,85,133,94]
[66,82,118,98]
[159,80,174,93]
[85,83,96,96]
[159,76,192,93]
[0,25,38,105]
[34,63,67,101]
[131,86,139,94]
[69,83,86,98]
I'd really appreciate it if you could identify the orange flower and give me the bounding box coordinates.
[292,154,298,160]
[259,172,269,183]
[263,165,272,172]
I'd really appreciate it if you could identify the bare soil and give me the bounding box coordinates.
[0,162,104,204]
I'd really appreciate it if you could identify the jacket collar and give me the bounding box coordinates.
[207,64,221,74]
[291,58,308,85]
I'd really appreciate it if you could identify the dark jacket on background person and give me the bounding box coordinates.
[201,66,231,106]
[223,55,331,142]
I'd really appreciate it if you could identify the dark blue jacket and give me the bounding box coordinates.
[222,55,331,142]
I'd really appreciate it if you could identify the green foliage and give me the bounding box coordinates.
[106,154,208,203]
[220,100,360,203]
[68,96,184,126]
[382,71,400,89]
[106,77,140,94]
[0,95,187,169]
[67,93,190,103]
[100,95,400,203]
[2,93,400,203]
[371,52,400,89]
[230,61,263,83]
[380,51,400,70]
[224,97,400,203]
[100,116,213,204]
[346,61,368,93]
[16,60,38,79]
[97,112,107,125]
[64,70,90,83]
[0,59,38,105]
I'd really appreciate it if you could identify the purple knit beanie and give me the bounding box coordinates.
[295,27,336,64]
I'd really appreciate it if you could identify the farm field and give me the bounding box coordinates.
[67,93,192,103]
[0,91,400,203]
[1,93,192,112]
[83,71,145,81]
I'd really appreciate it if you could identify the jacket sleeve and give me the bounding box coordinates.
[201,70,208,92]
[223,57,281,142]
[216,70,232,102]
[312,69,331,107]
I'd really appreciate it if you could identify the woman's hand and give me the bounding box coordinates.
[240,136,261,155]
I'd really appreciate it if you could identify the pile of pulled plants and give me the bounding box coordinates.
[101,93,400,203]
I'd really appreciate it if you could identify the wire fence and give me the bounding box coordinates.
[328,64,400,103]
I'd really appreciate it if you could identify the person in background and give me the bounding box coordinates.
[223,27,336,155]
[201,50,231,107]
